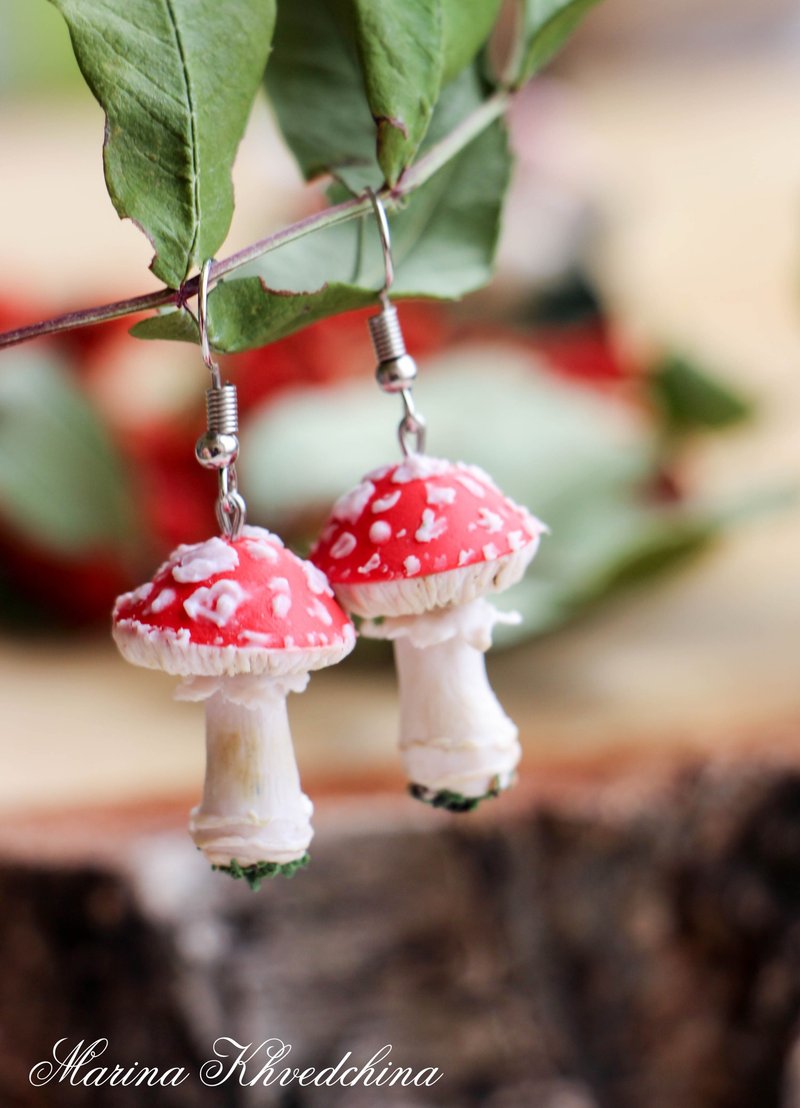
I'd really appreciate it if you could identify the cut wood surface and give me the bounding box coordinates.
[0,758,798,1107]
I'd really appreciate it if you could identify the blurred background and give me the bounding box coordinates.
[1,1,800,1106]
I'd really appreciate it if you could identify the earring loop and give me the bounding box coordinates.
[198,258,221,388]
[365,191,427,456]
[399,389,427,457]
[366,189,394,305]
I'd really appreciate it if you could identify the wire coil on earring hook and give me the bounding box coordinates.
[365,190,426,457]
[194,258,246,539]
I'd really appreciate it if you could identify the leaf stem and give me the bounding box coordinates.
[0,90,511,353]
[0,289,180,350]
[399,90,510,192]
[211,193,375,283]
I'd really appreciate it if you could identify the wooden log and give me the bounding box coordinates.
[0,756,798,1107]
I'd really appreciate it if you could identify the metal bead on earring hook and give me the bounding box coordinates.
[193,258,246,538]
[366,190,426,456]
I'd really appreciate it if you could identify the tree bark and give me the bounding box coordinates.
[0,757,798,1107]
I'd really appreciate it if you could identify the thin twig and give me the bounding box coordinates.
[0,289,179,349]
[0,90,511,352]
[211,192,375,283]
[400,90,510,192]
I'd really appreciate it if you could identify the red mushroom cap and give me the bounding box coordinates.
[113,525,355,676]
[310,456,546,617]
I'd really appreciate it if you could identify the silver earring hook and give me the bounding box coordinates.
[198,258,221,389]
[366,189,394,307]
[364,191,426,457]
[194,258,246,539]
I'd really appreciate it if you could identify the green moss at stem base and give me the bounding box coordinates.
[408,781,503,813]
[212,854,310,891]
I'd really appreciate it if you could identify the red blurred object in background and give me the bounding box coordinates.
[121,419,214,551]
[227,303,453,411]
[531,318,628,386]
[0,535,133,628]
[0,297,51,336]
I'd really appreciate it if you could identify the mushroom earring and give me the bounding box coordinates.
[112,261,355,887]
[310,195,547,812]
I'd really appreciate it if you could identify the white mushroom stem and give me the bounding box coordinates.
[175,672,313,868]
[361,599,522,799]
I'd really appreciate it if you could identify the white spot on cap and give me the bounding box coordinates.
[391,456,451,483]
[478,508,504,534]
[369,520,392,544]
[284,635,295,648]
[301,560,333,596]
[396,529,407,538]
[271,593,291,619]
[415,509,448,543]
[358,552,382,575]
[458,549,475,566]
[184,579,247,627]
[128,581,154,605]
[426,484,456,506]
[240,629,281,648]
[172,538,239,583]
[482,543,499,562]
[333,480,375,524]
[245,540,278,562]
[307,599,334,626]
[330,532,357,559]
[404,555,421,576]
[455,474,486,498]
[371,489,401,513]
[240,524,284,547]
[508,530,526,552]
[269,577,290,594]
[319,521,338,545]
[149,588,176,614]
[466,463,500,491]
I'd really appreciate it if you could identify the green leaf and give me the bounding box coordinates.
[0,353,136,555]
[416,61,489,148]
[440,0,503,82]
[353,0,443,186]
[265,0,501,192]
[265,0,381,193]
[649,354,754,436]
[50,0,276,288]
[516,0,601,85]
[132,114,512,351]
[132,281,377,349]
